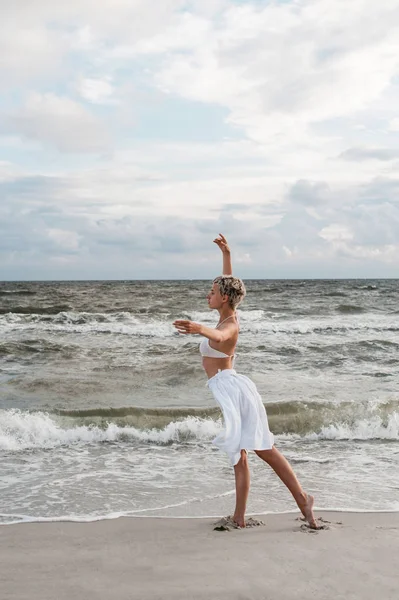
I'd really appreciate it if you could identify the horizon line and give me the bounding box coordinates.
[1,277,398,283]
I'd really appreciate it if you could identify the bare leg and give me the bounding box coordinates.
[255,446,317,529]
[233,450,250,527]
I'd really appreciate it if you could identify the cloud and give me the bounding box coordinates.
[76,78,117,105]
[0,24,65,87]
[1,163,398,279]
[3,93,110,153]
[1,1,399,278]
[150,0,399,146]
[47,229,81,251]
[288,180,331,206]
[359,177,399,204]
[339,147,399,161]
[388,118,399,132]
[319,224,354,242]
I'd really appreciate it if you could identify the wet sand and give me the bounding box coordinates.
[1,512,398,600]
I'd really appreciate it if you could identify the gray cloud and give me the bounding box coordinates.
[1,169,399,280]
[0,169,399,279]
[2,93,110,153]
[350,205,399,246]
[0,176,63,201]
[339,147,399,162]
[359,177,399,204]
[288,180,331,206]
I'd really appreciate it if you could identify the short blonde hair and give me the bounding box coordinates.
[213,276,246,309]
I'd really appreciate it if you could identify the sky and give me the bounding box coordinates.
[1,0,399,280]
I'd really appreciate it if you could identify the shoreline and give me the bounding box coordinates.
[2,507,399,526]
[1,511,398,599]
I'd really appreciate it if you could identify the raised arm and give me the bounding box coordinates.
[213,233,232,275]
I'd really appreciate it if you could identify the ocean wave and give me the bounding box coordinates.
[0,339,78,357]
[57,405,219,421]
[0,310,397,338]
[324,292,348,298]
[336,304,365,314]
[0,409,221,451]
[0,290,37,296]
[1,311,134,324]
[303,413,399,441]
[1,402,398,451]
[358,339,399,349]
[0,305,71,315]
[56,400,399,433]
[247,287,284,294]
[258,321,398,335]
[0,311,174,337]
[0,308,281,337]
[184,310,267,323]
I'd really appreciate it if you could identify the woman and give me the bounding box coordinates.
[173,234,317,529]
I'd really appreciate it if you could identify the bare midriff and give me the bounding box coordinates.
[202,356,234,379]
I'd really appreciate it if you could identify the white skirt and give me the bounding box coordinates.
[207,369,274,466]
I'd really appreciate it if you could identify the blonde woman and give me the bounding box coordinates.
[173,234,317,529]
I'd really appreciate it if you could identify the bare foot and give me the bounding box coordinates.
[232,514,246,528]
[301,494,318,529]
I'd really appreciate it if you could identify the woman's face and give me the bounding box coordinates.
[207,283,224,309]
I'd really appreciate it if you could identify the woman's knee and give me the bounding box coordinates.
[235,449,249,468]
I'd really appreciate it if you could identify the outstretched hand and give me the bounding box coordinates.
[173,320,202,335]
[213,233,230,254]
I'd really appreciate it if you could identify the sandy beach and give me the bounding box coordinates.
[1,511,398,600]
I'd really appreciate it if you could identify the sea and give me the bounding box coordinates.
[0,279,398,524]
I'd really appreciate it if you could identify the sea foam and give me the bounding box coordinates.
[0,409,221,451]
[1,408,398,452]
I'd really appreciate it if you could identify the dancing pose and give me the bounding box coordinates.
[173,234,317,529]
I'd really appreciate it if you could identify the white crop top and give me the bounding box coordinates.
[199,315,237,359]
